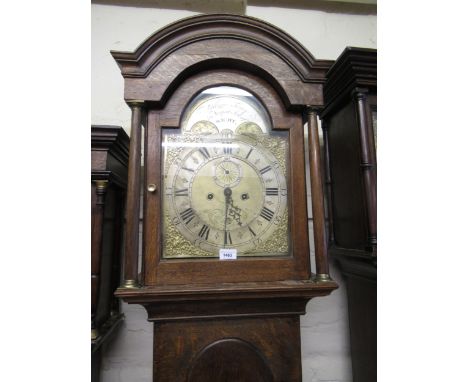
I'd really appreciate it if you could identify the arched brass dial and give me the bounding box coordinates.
[162,86,289,258]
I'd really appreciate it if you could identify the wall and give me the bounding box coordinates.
[92,2,376,135]
[92,2,376,381]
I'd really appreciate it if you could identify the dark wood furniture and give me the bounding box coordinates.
[111,14,338,381]
[321,47,377,382]
[91,125,129,381]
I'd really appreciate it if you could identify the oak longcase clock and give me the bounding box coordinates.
[112,14,338,382]
[321,47,377,382]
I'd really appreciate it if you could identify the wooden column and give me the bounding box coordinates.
[122,100,144,288]
[91,179,108,338]
[321,120,335,245]
[306,107,331,281]
[353,90,377,249]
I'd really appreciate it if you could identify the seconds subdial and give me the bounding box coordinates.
[215,160,241,187]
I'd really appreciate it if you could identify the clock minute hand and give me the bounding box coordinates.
[223,187,232,246]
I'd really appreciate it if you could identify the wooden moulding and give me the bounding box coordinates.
[91,125,130,187]
[321,47,377,119]
[111,14,334,109]
[117,280,337,317]
[111,14,333,82]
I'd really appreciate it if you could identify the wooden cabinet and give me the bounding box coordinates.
[91,125,129,382]
[321,47,377,382]
[111,14,338,381]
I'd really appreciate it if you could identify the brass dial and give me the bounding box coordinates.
[162,86,289,258]
[164,135,287,256]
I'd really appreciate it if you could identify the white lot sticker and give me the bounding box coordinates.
[219,248,237,260]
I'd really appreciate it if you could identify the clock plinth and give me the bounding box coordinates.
[112,14,338,381]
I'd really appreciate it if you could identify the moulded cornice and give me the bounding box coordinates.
[111,13,333,83]
[323,47,377,109]
[91,125,130,167]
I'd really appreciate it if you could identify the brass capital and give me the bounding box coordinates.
[95,180,108,190]
[126,99,145,107]
[352,88,369,101]
[305,105,321,114]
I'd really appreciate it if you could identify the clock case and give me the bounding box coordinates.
[112,14,338,382]
[91,125,128,381]
[321,47,377,382]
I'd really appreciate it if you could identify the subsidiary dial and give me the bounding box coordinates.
[214,160,241,187]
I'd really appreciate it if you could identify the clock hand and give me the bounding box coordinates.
[228,197,243,226]
[223,187,232,245]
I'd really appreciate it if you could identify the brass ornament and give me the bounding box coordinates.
[91,328,99,340]
[315,273,333,283]
[121,279,139,289]
[253,211,289,255]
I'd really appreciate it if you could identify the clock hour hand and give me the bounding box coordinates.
[228,197,242,226]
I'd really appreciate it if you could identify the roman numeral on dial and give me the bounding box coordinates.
[224,231,232,245]
[248,226,256,237]
[198,224,210,240]
[260,207,275,221]
[199,147,210,159]
[180,208,195,224]
[266,187,279,196]
[174,188,189,196]
[259,165,272,175]
[223,146,232,154]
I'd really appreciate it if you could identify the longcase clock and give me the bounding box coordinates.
[321,47,377,382]
[111,14,338,381]
[91,125,128,381]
